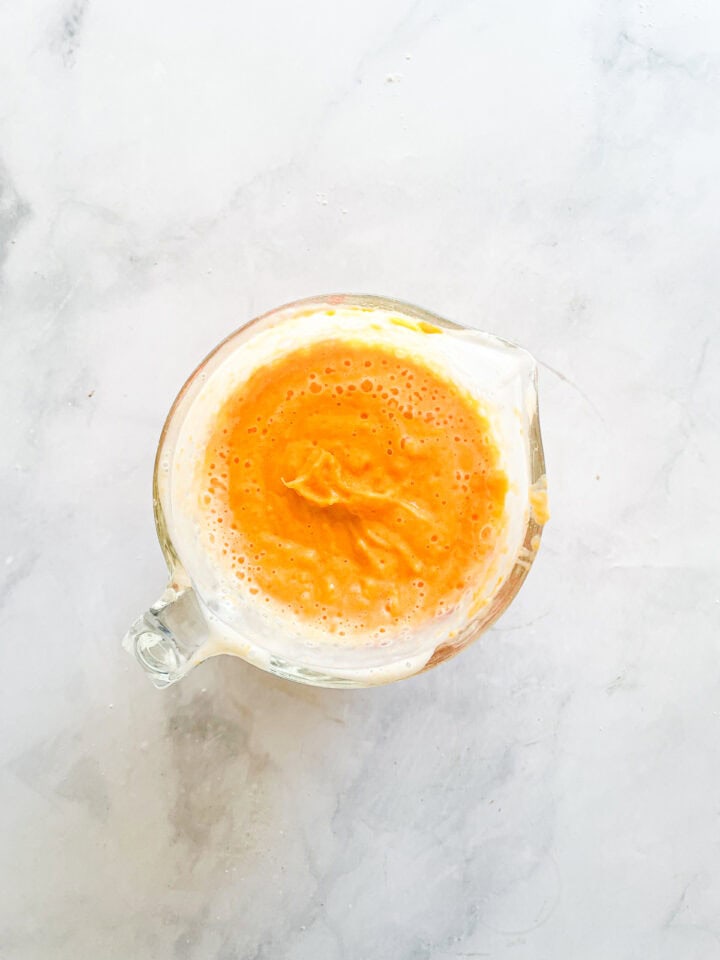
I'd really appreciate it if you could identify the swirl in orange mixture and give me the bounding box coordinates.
[202,340,508,635]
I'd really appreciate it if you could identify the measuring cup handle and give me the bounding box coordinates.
[123,583,209,688]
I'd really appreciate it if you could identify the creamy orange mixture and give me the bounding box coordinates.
[201,340,508,635]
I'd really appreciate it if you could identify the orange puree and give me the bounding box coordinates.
[201,340,508,634]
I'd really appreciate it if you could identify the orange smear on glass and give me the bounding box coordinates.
[201,341,508,634]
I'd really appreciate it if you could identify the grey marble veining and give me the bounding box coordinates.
[1,0,720,957]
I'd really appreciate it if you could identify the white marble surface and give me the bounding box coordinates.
[1,0,719,956]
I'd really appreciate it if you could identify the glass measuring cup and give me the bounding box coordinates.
[123,294,547,688]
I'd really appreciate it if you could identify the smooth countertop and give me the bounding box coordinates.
[1,1,719,957]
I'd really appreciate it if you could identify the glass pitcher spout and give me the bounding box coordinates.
[123,582,209,688]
